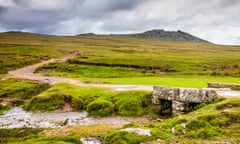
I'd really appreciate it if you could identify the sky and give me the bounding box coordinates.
[0,0,240,45]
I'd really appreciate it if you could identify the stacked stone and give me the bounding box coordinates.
[152,86,217,115]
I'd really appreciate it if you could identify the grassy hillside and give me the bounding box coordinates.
[1,31,239,86]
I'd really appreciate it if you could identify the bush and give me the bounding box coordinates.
[116,98,143,116]
[87,99,114,116]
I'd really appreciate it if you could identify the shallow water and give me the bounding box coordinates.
[0,107,147,128]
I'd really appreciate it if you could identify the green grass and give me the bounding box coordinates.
[24,83,155,117]
[105,131,150,144]
[110,98,240,143]
[87,99,114,116]
[0,43,64,74]
[40,68,240,87]
[0,79,49,99]
[36,62,154,78]
[0,104,10,115]
[0,128,81,144]
[0,79,49,114]
[92,76,240,88]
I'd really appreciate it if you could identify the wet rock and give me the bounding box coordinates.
[171,127,176,134]
[121,128,151,136]
[80,137,102,144]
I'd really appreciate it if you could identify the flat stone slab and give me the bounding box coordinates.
[152,86,217,103]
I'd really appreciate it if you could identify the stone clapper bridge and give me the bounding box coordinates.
[152,86,217,115]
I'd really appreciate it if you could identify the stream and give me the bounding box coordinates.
[0,107,147,129]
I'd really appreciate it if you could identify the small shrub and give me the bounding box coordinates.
[87,99,114,116]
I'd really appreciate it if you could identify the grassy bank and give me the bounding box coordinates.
[24,83,156,117]
[0,79,49,114]
[0,79,49,99]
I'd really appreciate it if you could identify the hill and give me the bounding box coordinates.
[79,29,208,43]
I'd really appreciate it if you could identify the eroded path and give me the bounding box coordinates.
[6,53,153,91]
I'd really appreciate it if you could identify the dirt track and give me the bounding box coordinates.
[5,54,240,97]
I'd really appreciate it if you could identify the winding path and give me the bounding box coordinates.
[4,53,240,97]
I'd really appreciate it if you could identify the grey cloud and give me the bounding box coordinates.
[219,0,240,7]
[0,6,7,15]
[0,0,240,44]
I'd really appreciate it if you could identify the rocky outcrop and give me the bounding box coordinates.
[152,86,217,115]
[77,29,209,43]
[131,29,208,42]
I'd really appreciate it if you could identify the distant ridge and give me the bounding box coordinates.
[1,29,208,43]
[79,29,209,43]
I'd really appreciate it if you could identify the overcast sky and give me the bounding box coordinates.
[0,0,240,45]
